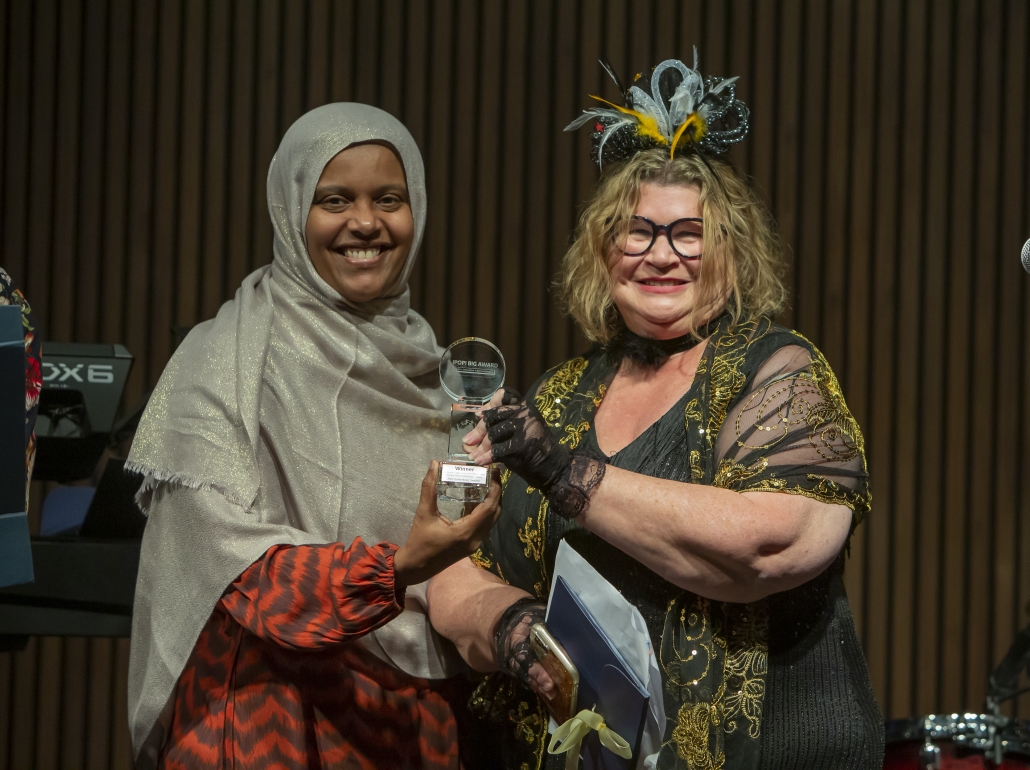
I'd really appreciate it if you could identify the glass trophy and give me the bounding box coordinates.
[437,337,505,503]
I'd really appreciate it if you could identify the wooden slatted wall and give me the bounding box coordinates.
[1,0,1029,767]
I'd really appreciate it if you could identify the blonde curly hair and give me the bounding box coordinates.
[559,149,787,343]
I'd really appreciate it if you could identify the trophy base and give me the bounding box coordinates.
[436,460,490,503]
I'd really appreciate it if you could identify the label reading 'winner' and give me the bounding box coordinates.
[440,463,489,485]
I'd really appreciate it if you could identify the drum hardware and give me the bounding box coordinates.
[918,716,941,769]
[885,622,1030,768]
[987,695,1004,766]
[884,713,1029,768]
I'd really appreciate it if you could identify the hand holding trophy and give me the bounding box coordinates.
[437,337,505,503]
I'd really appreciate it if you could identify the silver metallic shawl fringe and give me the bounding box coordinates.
[125,104,460,763]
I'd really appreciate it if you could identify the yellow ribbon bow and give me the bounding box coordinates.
[548,708,633,770]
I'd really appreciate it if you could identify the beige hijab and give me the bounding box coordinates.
[125,104,458,764]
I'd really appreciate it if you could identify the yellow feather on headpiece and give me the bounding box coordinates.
[588,95,669,146]
[670,113,708,157]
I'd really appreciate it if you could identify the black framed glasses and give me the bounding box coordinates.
[614,215,704,260]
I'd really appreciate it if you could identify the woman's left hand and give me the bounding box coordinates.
[477,400,572,494]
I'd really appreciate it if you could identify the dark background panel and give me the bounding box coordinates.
[1,0,1029,766]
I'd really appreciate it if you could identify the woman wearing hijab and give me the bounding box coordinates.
[126,103,500,770]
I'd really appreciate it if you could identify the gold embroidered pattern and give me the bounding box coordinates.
[510,700,544,744]
[715,465,869,522]
[661,597,718,688]
[705,320,769,445]
[719,603,768,739]
[748,475,868,516]
[672,702,726,769]
[690,450,703,482]
[805,355,863,460]
[586,381,608,408]
[685,397,703,425]
[517,515,542,563]
[469,673,514,724]
[732,377,818,451]
[534,358,588,426]
[685,395,705,482]
[661,595,727,768]
[661,597,768,765]
[712,457,769,489]
[517,495,550,599]
[470,548,506,581]
[730,350,863,469]
[786,333,864,458]
[735,476,787,492]
[560,420,590,449]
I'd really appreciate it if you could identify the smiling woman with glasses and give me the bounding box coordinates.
[427,55,882,770]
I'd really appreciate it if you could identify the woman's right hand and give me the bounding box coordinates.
[528,662,557,702]
[393,461,502,587]
[493,597,559,702]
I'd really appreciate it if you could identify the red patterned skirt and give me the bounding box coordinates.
[159,606,460,769]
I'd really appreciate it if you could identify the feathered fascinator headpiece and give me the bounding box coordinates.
[565,49,750,168]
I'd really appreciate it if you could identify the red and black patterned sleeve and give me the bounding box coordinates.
[220,537,403,650]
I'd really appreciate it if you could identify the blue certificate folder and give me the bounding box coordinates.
[546,575,649,769]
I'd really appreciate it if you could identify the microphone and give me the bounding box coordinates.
[1022,239,1030,273]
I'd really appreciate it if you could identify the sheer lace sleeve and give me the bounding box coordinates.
[712,343,870,525]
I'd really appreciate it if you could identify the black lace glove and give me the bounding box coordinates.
[494,597,546,686]
[483,400,568,491]
[497,386,523,406]
[482,399,606,519]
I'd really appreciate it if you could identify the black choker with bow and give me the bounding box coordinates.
[604,316,724,369]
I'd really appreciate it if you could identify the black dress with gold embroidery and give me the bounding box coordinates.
[470,317,883,770]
